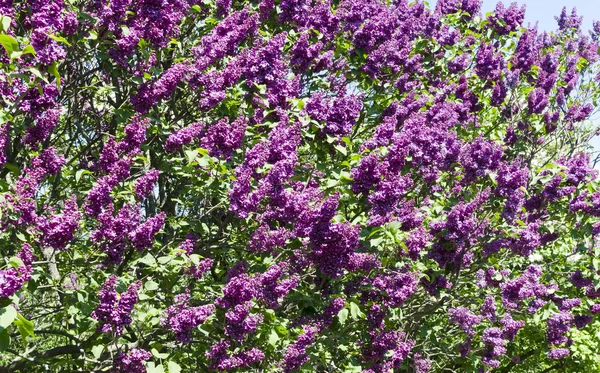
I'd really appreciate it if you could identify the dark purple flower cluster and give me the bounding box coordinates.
[0,244,35,298]
[362,330,415,372]
[134,169,160,199]
[24,108,61,147]
[254,263,299,309]
[165,122,205,152]
[224,302,264,341]
[91,276,141,335]
[205,340,265,371]
[546,311,573,359]
[129,212,166,251]
[475,43,505,81]
[95,0,192,64]
[305,91,363,137]
[37,196,81,251]
[229,122,301,218]
[192,8,259,71]
[500,265,548,309]
[186,258,214,279]
[113,348,152,373]
[295,193,361,276]
[511,28,538,72]
[8,148,65,225]
[86,115,149,216]
[442,0,482,17]
[161,291,215,343]
[281,326,317,373]
[91,204,164,263]
[132,63,190,113]
[201,117,248,160]
[459,137,503,182]
[488,2,526,35]
[373,271,418,307]
[556,6,582,31]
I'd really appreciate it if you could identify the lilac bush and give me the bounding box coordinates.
[2,1,600,372]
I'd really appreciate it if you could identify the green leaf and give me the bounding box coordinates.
[349,302,365,320]
[28,67,49,83]
[0,16,11,32]
[91,344,104,359]
[185,149,198,164]
[138,253,157,267]
[147,363,165,373]
[167,361,181,373]
[48,62,61,88]
[268,329,280,347]
[86,30,98,40]
[334,144,347,156]
[145,280,159,291]
[338,308,349,326]
[189,254,201,266]
[14,313,34,340]
[76,169,92,183]
[8,256,24,269]
[151,348,169,359]
[49,34,72,46]
[0,306,17,331]
[0,330,9,352]
[0,34,19,55]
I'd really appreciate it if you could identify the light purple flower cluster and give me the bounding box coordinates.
[448,307,483,336]
[91,276,141,335]
[413,353,432,373]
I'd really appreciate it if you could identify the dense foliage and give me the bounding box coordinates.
[1,0,600,372]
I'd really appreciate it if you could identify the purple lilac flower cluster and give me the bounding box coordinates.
[4,0,600,372]
[113,348,152,373]
[91,276,141,335]
[161,290,215,343]
[0,244,35,298]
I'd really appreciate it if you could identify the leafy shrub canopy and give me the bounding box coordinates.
[1,0,600,372]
